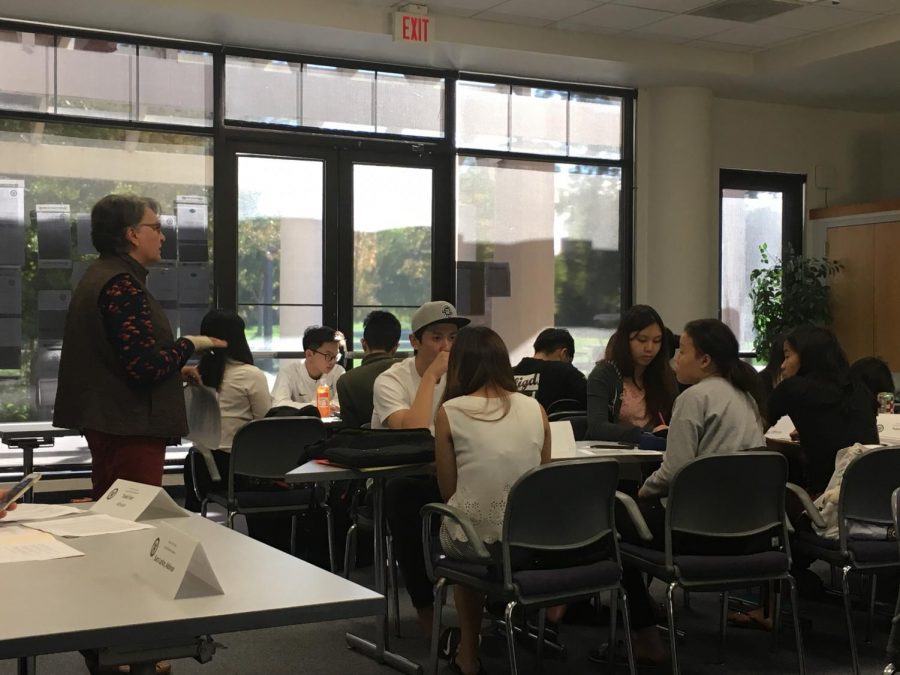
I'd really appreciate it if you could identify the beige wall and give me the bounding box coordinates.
[635,89,891,326]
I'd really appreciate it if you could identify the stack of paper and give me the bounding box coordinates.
[0,503,81,522]
[0,525,83,563]
[23,514,155,538]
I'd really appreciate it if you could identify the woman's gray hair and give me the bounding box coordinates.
[90,194,155,255]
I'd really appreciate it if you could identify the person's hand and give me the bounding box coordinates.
[0,491,17,520]
[184,336,228,351]
[209,337,227,349]
[181,365,202,385]
[425,350,450,383]
[652,424,668,433]
[789,429,800,441]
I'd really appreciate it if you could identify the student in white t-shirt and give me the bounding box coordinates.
[271,325,345,410]
[375,301,470,642]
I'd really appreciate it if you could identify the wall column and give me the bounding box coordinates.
[635,86,715,331]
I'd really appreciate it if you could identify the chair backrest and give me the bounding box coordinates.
[666,452,787,558]
[546,398,584,415]
[184,383,221,450]
[838,446,900,545]
[501,459,619,580]
[229,417,326,490]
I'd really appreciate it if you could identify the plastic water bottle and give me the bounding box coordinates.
[316,383,331,418]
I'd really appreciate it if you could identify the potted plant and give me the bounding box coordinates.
[749,243,843,359]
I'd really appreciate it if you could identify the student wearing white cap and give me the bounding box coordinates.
[375,301,470,644]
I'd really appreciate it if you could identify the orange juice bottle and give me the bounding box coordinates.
[316,383,331,417]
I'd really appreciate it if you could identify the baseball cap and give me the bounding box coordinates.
[410,301,470,334]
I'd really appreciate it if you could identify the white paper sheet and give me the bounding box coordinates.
[0,503,81,522]
[765,415,796,443]
[23,514,155,538]
[0,525,84,563]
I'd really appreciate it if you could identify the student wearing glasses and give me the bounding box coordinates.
[271,325,345,410]
[55,194,224,501]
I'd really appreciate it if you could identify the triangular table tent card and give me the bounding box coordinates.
[92,479,188,521]
[141,522,223,599]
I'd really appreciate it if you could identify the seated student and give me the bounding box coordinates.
[374,301,470,640]
[759,332,788,397]
[183,309,272,512]
[609,319,767,666]
[586,305,678,443]
[271,325,345,410]
[769,325,878,496]
[512,327,587,412]
[435,326,550,675]
[850,355,895,406]
[336,311,401,428]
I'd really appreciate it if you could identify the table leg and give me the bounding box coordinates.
[16,656,35,675]
[345,476,421,675]
[19,442,36,503]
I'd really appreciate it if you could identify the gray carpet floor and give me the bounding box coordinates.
[4,510,896,674]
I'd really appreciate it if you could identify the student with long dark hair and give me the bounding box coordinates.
[769,325,878,495]
[850,356,895,406]
[586,305,678,442]
[183,310,271,511]
[604,319,767,666]
[434,326,550,675]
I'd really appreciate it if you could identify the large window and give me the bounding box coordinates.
[455,78,631,372]
[0,22,634,421]
[0,119,213,422]
[719,169,804,355]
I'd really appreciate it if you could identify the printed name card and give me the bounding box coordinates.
[91,479,188,522]
[141,522,223,599]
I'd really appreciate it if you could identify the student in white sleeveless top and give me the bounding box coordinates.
[434,326,550,675]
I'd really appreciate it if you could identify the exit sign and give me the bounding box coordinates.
[393,11,433,44]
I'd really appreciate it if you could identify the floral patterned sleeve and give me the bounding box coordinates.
[98,273,195,384]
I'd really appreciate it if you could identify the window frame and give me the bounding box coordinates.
[718,168,806,357]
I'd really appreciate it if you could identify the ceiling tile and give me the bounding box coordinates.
[755,5,876,31]
[425,0,506,17]
[631,13,743,39]
[567,3,675,30]
[612,0,717,12]
[706,23,809,46]
[689,38,757,52]
[827,0,900,13]
[627,31,692,44]
[554,20,624,34]
[476,11,553,26]
[480,0,600,22]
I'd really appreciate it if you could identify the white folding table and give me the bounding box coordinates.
[0,509,383,675]
[285,460,429,675]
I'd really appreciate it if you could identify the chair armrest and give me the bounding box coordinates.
[615,491,653,542]
[786,482,826,529]
[420,503,493,563]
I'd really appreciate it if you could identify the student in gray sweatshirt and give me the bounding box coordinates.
[611,319,767,667]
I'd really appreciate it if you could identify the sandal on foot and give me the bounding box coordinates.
[448,653,488,675]
[727,609,773,632]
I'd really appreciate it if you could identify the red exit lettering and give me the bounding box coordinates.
[401,15,430,42]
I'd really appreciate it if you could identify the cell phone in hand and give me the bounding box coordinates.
[0,472,42,511]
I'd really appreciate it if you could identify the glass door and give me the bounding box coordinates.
[347,161,435,354]
[219,142,447,371]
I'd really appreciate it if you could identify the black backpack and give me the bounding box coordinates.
[307,427,434,468]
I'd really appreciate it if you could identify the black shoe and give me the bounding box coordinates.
[438,626,461,661]
[448,652,488,675]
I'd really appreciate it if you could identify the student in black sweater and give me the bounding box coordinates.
[768,325,878,495]
[512,327,587,412]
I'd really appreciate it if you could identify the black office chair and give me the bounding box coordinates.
[884,486,900,675]
[788,445,900,675]
[422,459,636,675]
[617,452,806,675]
[546,398,584,416]
[203,416,334,566]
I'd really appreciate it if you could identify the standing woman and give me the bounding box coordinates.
[183,309,272,511]
[54,194,224,500]
[586,305,678,442]
[769,325,878,495]
[434,326,551,675]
